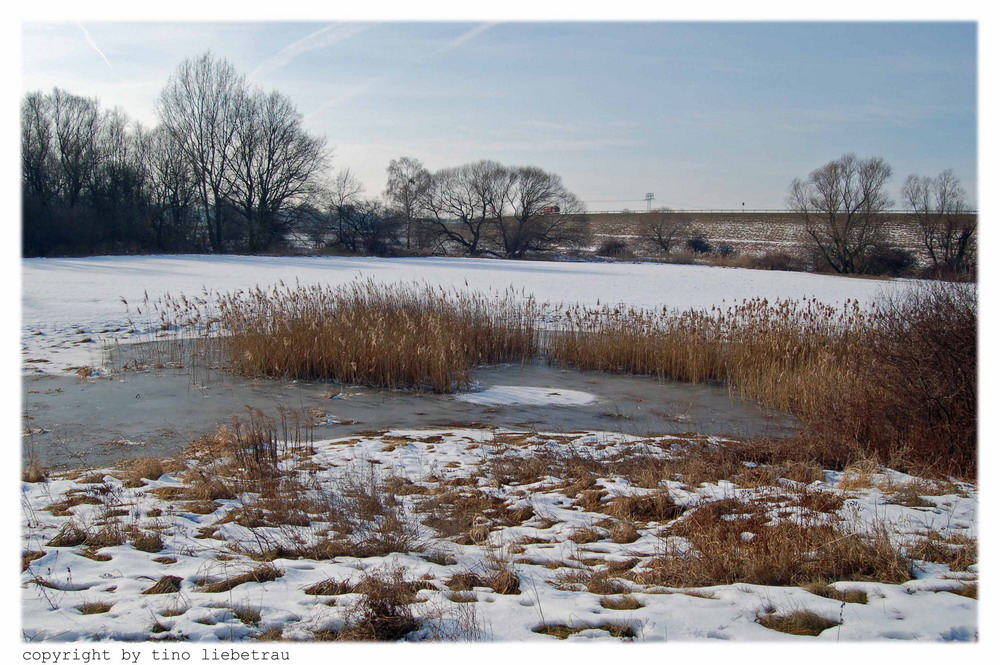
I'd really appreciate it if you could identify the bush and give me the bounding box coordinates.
[686,233,713,254]
[865,245,916,277]
[596,238,633,258]
[715,243,736,257]
[750,251,805,272]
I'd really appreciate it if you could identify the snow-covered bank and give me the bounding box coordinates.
[21,428,976,642]
[22,255,917,373]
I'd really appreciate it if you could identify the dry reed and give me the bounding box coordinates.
[156,280,539,393]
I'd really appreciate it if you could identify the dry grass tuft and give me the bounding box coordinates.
[907,532,977,572]
[304,578,354,596]
[22,550,46,571]
[47,522,87,547]
[77,601,113,615]
[635,497,911,587]
[533,622,637,640]
[803,582,868,604]
[604,492,681,522]
[231,604,262,626]
[122,457,165,486]
[945,583,977,599]
[600,595,644,610]
[757,609,840,636]
[142,575,183,595]
[553,568,630,595]
[84,524,126,549]
[336,567,422,641]
[22,460,47,483]
[129,529,165,553]
[198,564,283,593]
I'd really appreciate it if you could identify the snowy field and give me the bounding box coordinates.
[22,428,977,642]
[21,255,975,642]
[22,254,916,373]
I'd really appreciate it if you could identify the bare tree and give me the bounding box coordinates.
[331,199,402,255]
[902,170,976,275]
[788,153,893,274]
[419,161,498,256]
[385,156,431,250]
[489,165,587,258]
[21,91,55,209]
[638,208,693,255]
[327,168,365,209]
[157,52,246,253]
[227,89,327,251]
[141,126,199,250]
[50,88,104,209]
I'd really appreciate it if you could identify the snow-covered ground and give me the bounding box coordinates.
[22,255,916,373]
[21,428,977,642]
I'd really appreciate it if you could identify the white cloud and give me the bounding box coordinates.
[76,22,112,69]
[305,22,498,120]
[251,22,368,79]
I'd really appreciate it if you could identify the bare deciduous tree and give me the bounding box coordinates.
[788,153,893,274]
[51,88,104,209]
[157,52,246,253]
[490,165,587,258]
[902,170,976,275]
[638,208,693,255]
[227,90,327,251]
[419,161,497,256]
[385,156,431,250]
[141,126,199,251]
[332,199,402,255]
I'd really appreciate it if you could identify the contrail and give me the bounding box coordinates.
[76,22,112,69]
[305,22,498,121]
[252,22,368,79]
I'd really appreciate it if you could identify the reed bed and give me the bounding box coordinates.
[550,297,866,414]
[550,284,976,476]
[157,280,539,393]
[149,279,973,475]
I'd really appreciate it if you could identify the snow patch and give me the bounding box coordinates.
[455,385,598,406]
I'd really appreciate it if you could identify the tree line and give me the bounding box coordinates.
[625,154,975,279]
[22,52,588,258]
[22,52,974,278]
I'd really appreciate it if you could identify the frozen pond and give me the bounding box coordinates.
[23,343,797,469]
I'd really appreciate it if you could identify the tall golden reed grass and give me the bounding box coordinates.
[158,280,539,393]
[151,279,974,475]
[550,284,976,476]
[549,297,866,414]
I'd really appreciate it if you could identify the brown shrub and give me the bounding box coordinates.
[337,567,421,641]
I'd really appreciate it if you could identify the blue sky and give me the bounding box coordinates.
[22,21,977,209]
